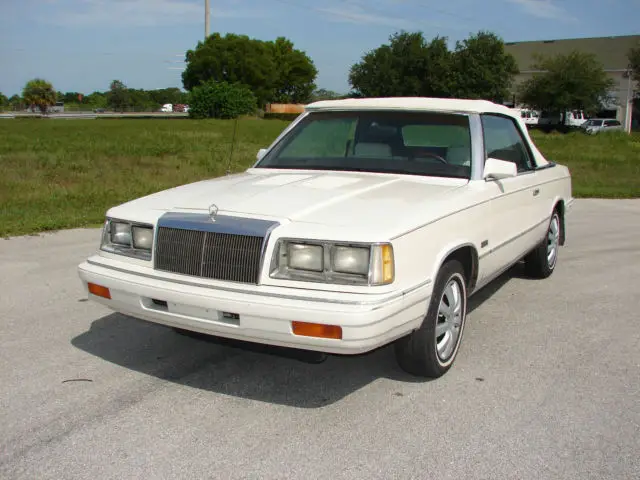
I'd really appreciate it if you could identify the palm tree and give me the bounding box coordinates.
[22,78,56,114]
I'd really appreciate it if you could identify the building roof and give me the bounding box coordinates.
[505,34,640,72]
[305,97,515,115]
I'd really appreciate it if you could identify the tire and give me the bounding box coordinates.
[394,259,468,378]
[524,209,561,279]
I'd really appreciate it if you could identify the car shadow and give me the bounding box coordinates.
[71,263,525,409]
[468,261,528,313]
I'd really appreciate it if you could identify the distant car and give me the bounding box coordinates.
[78,97,574,378]
[580,118,623,134]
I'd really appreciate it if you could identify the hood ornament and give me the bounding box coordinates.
[208,204,219,222]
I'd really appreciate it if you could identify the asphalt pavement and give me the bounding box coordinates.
[1,199,639,479]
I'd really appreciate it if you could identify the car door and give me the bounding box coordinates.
[477,113,544,282]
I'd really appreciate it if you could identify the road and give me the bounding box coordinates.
[5,112,189,119]
[1,199,639,480]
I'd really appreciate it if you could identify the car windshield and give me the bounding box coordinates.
[255,111,472,179]
[585,119,603,126]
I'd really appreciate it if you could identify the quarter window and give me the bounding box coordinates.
[481,114,535,172]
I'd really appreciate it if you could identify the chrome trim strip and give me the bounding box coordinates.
[157,212,279,237]
[85,258,432,306]
[257,222,281,283]
[401,278,432,296]
[391,176,569,239]
[470,255,522,296]
[478,216,550,259]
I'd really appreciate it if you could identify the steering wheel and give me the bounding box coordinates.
[412,152,448,164]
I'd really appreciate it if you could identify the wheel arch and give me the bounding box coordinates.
[553,198,566,246]
[432,242,479,293]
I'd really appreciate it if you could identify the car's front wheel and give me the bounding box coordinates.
[394,259,468,378]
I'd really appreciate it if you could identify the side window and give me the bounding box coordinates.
[481,114,535,172]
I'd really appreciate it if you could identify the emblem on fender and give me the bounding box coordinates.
[208,204,219,222]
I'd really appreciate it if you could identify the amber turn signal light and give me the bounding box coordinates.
[291,321,342,339]
[87,282,111,299]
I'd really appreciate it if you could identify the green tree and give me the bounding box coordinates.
[83,91,107,110]
[182,33,317,106]
[107,80,130,112]
[271,37,317,103]
[182,33,277,106]
[59,91,85,104]
[8,95,23,110]
[310,88,343,101]
[348,32,454,97]
[188,80,257,119]
[22,78,57,114]
[0,92,8,110]
[518,51,615,118]
[148,87,187,106]
[451,31,519,102]
[348,30,517,100]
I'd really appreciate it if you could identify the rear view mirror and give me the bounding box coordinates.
[483,158,517,180]
[256,148,268,161]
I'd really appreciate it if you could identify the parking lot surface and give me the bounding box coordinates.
[1,199,639,479]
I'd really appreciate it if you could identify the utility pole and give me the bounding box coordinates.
[205,0,210,39]
[624,64,633,134]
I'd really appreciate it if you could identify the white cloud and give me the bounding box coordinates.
[315,4,416,29]
[42,0,266,27]
[507,0,577,21]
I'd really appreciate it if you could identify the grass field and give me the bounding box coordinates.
[1,118,638,237]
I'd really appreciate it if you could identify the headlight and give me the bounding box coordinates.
[111,222,131,245]
[132,225,153,250]
[332,246,370,275]
[270,239,394,285]
[288,243,323,271]
[100,218,153,260]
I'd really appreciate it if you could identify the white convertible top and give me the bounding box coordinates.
[305,97,516,116]
[304,96,549,167]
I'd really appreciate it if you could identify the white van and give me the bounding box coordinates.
[539,110,586,127]
[519,109,540,126]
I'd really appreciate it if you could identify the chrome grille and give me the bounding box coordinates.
[155,227,264,284]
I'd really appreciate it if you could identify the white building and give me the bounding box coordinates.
[505,34,638,131]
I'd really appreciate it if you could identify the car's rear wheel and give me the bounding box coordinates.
[524,209,561,279]
[394,259,468,378]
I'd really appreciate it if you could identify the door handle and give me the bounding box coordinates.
[532,188,540,196]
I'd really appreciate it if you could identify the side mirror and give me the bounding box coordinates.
[483,158,517,180]
[256,148,268,161]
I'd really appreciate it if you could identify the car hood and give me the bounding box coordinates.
[109,168,468,234]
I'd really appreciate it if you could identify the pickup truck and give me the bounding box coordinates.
[78,97,573,378]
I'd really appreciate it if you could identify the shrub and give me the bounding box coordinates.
[188,81,257,119]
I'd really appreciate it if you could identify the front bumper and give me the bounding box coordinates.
[77,257,431,355]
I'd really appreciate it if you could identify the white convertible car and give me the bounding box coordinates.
[78,97,573,378]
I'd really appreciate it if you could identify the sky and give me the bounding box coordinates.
[1,0,639,97]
